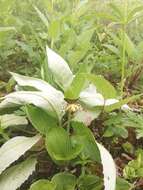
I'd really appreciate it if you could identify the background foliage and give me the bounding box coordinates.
[1,0,143,189]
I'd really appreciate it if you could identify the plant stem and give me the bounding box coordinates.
[51,0,54,11]
[81,165,85,176]
[121,0,128,97]
[51,0,54,49]
[51,39,54,49]
[80,153,86,176]
[121,25,126,97]
[67,112,71,134]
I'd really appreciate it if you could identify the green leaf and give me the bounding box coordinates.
[122,142,134,154]
[49,20,61,40]
[64,73,86,100]
[72,122,116,190]
[26,105,57,134]
[30,179,56,190]
[0,135,40,175]
[103,44,120,56]
[52,172,77,190]
[124,32,136,58]
[34,6,49,28]
[71,122,101,163]
[0,27,16,32]
[78,175,103,190]
[68,45,90,66]
[94,12,119,22]
[46,47,74,90]
[103,125,128,138]
[46,127,82,161]
[77,28,94,46]
[0,114,28,129]
[0,158,37,190]
[87,74,116,99]
[59,29,76,57]
[109,3,124,21]
[127,5,143,23]
[123,153,143,179]
[116,177,133,190]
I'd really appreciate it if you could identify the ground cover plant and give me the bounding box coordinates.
[1,0,143,190]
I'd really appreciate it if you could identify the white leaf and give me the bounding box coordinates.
[80,85,132,112]
[105,99,118,106]
[73,109,101,126]
[0,135,40,175]
[0,99,18,109]
[80,85,118,107]
[0,158,37,190]
[10,72,63,98]
[0,114,28,129]
[46,47,74,90]
[105,99,133,111]
[97,143,116,190]
[121,104,133,111]
[79,84,105,107]
[2,91,66,119]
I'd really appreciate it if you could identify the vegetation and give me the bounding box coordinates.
[1,0,143,189]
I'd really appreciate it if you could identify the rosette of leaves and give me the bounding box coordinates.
[0,47,133,190]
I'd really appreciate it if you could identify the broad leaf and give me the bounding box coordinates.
[52,172,77,190]
[10,72,63,98]
[79,84,104,107]
[26,105,57,134]
[72,122,116,190]
[46,47,74,90]
[68,47,90,67]
[65,73,86,100]
[87,74,116,99]
[0,135,40,174]
[73,109,101,126]
[116,177,133,190]
[0,158,37,190]
[30,179,56,190]
[1,91,66,119]
[77,28,95,46]
[71,122,101,163]
[103,125,128,139]
[78,175,103,190]
[46,127,82,161]
[80,83,117,109]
